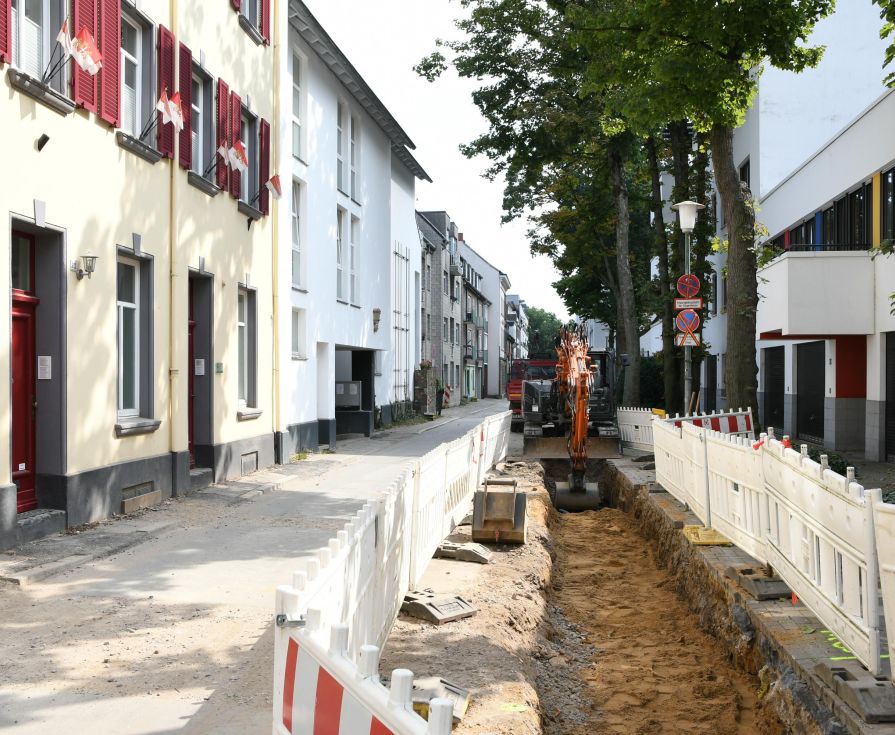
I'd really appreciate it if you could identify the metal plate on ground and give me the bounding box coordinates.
[401,590,477,625]
[682,525,733,546]
[814,661,895,723]
[725,565,791,601]
[411,677,470,723]
[434,541,493,564]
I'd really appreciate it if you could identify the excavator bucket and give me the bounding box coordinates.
[522,435,621,460]
[553,477,603,512]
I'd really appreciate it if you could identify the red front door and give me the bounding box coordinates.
[12,294,39,513]
[188,285,196,468]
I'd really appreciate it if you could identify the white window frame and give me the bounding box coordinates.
[240,110,252,203]
[240,0,260,27]
[336,208,346,301]
[291,308,307,360]
[291,181,302,288]
[237,290,248,408]
[12,0,52,80]
[291,51,304,161]
[120,14,142,138]
[336,101,346,193]
[117,257,141,419]
[190,71,203,173]
[350,115,359,200]
[349,216,359,304]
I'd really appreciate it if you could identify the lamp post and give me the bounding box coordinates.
[671,200,705,412]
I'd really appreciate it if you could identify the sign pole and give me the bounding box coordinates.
[684,231,692,411]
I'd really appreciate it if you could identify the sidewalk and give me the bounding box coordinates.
[0,399,507,735]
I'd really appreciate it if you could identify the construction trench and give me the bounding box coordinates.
[380,450,863,734]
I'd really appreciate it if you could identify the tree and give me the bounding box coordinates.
[875,0,895,87]
[526,307,564,356]
[570,0,835,414]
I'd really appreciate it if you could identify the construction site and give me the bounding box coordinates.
[3,328,895,734]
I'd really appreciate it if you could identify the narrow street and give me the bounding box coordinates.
[0,400,506,735]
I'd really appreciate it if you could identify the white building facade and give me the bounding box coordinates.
[273,1,428,455]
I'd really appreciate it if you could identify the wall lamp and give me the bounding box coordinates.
[372,308,382,333]
[37,134,50,152]
[74,254,98,280]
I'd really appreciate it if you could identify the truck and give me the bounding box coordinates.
[508,354,557,430]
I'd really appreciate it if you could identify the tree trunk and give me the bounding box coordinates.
[608,144,640,407]
[710,123,758,416]
[646,136,678,413]
[691,133,712,405]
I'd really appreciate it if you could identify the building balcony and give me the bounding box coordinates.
[756,248,876,338]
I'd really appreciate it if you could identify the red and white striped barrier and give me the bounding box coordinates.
[669,407,754,438]
[274,597,452,735]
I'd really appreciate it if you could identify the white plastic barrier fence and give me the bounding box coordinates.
[273,609,453,735]
[272,411,513,732]
[617,407,656,452]
[668,407,755,438]
[873,501,895,675]
[652,416,885,675]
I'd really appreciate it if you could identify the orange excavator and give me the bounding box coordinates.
[522,326,620,510]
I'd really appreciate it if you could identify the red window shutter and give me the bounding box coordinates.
[72,0,98,112]
[259,119,270,215]
[98,0,120,126]
[0,0,11,64]
[178,43,192,170]
[216,79,230,190]
[157,25,176,159]
[229,91,242,199]
[261,0,271,43]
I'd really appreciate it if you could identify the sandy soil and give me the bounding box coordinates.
[550,506,780,735]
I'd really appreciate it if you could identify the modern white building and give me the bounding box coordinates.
[506,294,529,359]
[273,1,428,455]
[702,0,895,458]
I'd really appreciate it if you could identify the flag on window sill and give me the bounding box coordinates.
[266,175,282,199]
[56,19,73,58]
[228,141,249,173]
[72,27,102,75]
[156,90,184,132]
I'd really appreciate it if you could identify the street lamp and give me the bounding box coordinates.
[671,200,705,413]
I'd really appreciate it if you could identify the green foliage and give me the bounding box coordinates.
[526,306,564,355]
[807,447,852,477]
[639,354,665,409]
[875,0,895,87]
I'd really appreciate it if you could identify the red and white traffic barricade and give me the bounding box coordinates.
[274,591,452,735]
[669,407,754,439]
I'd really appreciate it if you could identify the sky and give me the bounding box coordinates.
[303,0,571,321]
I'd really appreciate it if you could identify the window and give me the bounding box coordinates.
[291,308,307,359]
[240,0,260,29]
[117,258,140,418]
[190,68,214,176]
[237,288,257,408]
[291,182,302,287]
[443,317,448,342]
[349,216,359,303]
[350,115,359,199]
[336,208,346,300]
[120,16,141,137]
[11,232,33,293]
[822,206,835,245]
[11,0,63,85]
[292,53,303,160]
[710,273,718,316]
[835,196,848,245]
[336,101,346,193]
[739,158,750,189]
[426,265,431,291]
[239,109,258,204]
[721,275,727,311]
[883,167,895,244]
[443,270,448,294]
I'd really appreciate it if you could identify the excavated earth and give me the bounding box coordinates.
[381,460,784,734]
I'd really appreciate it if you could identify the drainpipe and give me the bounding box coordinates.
[168,0,179,485]
[271,0,282,461]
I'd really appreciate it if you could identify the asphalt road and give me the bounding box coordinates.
[0,399,508,735]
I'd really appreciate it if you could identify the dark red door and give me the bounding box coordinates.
[188,285,196,468]
[12,294,39,513]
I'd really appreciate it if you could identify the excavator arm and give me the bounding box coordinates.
[556,329,592,491]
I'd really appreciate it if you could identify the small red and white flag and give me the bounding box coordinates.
[56,18,73,58]
[71,26,102,75]
[228,140,249,173]
[266,175,282,200]
[217,141,230,164]
[155,90,183,132]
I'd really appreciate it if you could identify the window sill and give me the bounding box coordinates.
[291,354,308,361]
[351,197,362,208]
[291,285,308,294]
[238,14,266,45]
[188,171,221,197]
[115,417,162,437]
[293,154,310,167]
[7,68,75,116]
[117,132,163,164]
[238,201,263,220]
[350,303,361,310]
[237,407,263,422]
[336,299,349,305]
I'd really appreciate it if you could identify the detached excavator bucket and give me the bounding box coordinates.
[522,435,621,460]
